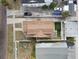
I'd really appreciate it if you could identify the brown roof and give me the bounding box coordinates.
[23,20,55,38]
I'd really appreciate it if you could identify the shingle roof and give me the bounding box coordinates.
[23,20,55,38]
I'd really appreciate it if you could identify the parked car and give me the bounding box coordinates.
[24,12,32,16]
[52,10,62,15]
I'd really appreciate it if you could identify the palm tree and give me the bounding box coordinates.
[0,0,8,59]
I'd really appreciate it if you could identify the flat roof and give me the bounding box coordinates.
[21,0,45,3]
[65,21,78,37]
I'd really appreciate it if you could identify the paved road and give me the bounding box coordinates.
[0,5,7,59]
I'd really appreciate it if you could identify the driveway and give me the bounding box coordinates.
[68,46,76,59]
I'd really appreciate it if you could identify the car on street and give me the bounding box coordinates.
[24,12,32,16]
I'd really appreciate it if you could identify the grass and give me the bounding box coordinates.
[7,24,32,59]
[16,31,25,40]
[6,0,20,9]
[55,22,61,37]
[7,24,13,59]
[17,42,32,59]
[15,23,22,28]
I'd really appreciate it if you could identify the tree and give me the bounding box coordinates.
[42,5,48,10]
[61,11,70,18]
[1,0,9,6]
[1,0,12,9]
[49,2,57,10]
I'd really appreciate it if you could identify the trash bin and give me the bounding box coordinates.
[36,42,68,59]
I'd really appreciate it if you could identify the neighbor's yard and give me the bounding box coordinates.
[7,24,32,59]
[7,24,13,59]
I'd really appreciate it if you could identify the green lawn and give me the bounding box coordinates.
[55,22,61,37]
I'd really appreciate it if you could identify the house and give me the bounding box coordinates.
[23,20,56,39]
[21,0,53,7]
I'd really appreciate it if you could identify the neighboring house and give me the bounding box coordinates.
[63,4,77,11]
[21,0,53,7]
[23,20,56,39]
[65,21,78,39]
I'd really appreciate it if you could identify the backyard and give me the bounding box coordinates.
[17,42,32,59]
[54,22,61,38]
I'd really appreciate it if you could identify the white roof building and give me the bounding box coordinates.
[65,21,78,39]
[63,4,77,11]
[22,0,53,7]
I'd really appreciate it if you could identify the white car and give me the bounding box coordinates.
[54,7,63,11]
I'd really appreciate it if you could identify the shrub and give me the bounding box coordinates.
[61,11,70,18]
[66,37,75,43]
[42,5,48,10]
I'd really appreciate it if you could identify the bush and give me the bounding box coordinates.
[66,37,75,47]
[42,5,48,10]
[49,2,57,9]
[66,37,75,43]
[61,11,70,17]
